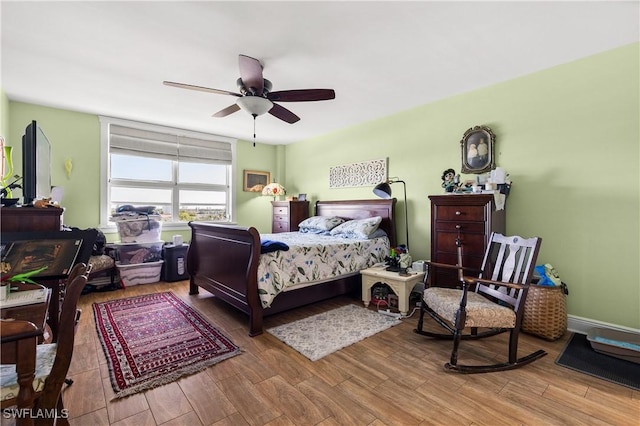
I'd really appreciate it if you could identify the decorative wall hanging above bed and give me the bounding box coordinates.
[329,158,387,188]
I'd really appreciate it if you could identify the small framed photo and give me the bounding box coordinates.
[298,194,307,201]
[460,125,496,174]
[243,170,270,192]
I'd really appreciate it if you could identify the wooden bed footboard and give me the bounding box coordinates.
[187,222,264,335]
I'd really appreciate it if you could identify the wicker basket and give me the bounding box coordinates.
[522,282,568,341]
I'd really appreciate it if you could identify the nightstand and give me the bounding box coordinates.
[361,266,425,316]
[271,200,310,233]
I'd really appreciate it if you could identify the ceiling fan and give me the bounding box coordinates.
[163,54,335,124]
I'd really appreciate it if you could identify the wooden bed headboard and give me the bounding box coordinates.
[315,198,397,247]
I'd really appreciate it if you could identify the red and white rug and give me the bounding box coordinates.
[93,291,241,398]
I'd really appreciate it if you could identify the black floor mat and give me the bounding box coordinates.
[555,333,640,391]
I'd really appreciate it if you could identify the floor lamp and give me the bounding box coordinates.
[373,178,409,251]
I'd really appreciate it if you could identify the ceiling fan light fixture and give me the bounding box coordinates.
[236,96,273,116]
[165,55,333,125]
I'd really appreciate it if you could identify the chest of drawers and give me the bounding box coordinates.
[271,200,310,233]
[1,206,64,232]
[429,194,505,287]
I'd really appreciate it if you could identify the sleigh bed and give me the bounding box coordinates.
[187,198,397,336]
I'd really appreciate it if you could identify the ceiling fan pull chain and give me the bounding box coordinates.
[253,114,257,147]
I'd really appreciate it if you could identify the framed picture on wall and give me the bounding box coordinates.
[460,125,496,174]
[298,194,307,201]
[243,170,270,192]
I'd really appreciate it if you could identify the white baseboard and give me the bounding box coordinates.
[568,315,640,336]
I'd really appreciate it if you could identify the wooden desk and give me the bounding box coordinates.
[1,285,51,336]
[1,284,51,426]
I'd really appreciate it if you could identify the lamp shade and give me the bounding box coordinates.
[262,182,286,197]
[373,182,392,199]
[237,96,273,116]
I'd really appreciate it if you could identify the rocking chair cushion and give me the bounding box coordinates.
[424,288,516,329]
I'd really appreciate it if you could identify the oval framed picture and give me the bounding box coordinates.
[460,125,495,174]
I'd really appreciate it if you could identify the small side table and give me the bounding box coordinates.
[361,266,425,316]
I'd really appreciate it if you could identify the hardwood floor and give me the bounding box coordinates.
[49,281,640,425]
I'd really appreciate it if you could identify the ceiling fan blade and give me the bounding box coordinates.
[268,89,335,102]
[212,103,240,118]
[268,103,300,124]
[238,54,264,96]
[163,81,241,97]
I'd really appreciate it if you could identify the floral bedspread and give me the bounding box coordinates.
[258,232,389,308]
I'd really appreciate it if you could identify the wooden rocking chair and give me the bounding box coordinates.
[415,232,546,373]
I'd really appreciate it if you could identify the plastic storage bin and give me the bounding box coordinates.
[112,215,163,243]
[112,241,164,265]
[116,260,164,287]
[162,244,189,282]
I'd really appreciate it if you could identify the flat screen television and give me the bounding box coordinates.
[21,120,52,206]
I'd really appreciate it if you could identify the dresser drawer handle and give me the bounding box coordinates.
[456,225,462,229]
[455,211,461,215]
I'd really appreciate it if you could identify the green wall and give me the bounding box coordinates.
[235,139,279,233]
[5,43,638,329]
[7,104,101,229]
[285,43,640,329]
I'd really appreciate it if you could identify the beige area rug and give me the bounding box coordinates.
[266,304,401,361]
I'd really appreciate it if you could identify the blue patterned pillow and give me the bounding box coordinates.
[298,216,345,232]
[330,216,383,239]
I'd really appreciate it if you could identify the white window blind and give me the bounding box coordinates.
[109,124,232,163]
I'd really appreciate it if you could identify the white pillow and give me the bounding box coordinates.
[330,216,382,239]
[298,216,345,232]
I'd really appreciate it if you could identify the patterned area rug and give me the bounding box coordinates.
[266,304,401,361]
[93,291,241,398]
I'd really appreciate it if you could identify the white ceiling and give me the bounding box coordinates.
[1,1,638,145]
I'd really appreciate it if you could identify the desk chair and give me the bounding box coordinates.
[415,233,546,373]
[1,263,88,425]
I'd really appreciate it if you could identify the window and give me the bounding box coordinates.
[100,117,236,229]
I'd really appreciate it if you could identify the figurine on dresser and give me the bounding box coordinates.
[441,168,459,193]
